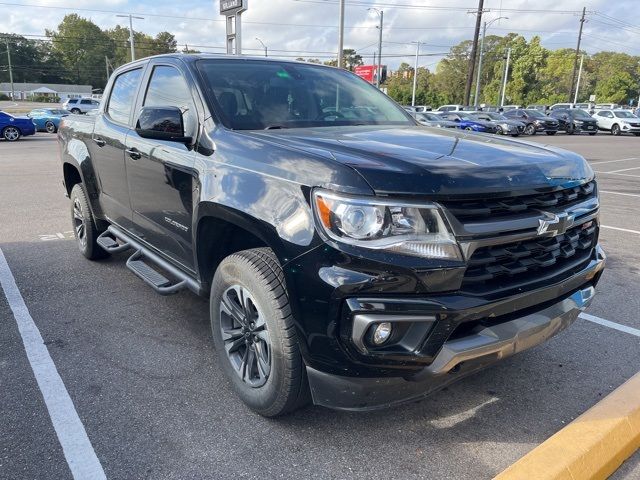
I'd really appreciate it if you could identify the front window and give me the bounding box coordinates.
[525,110,546,118]
[572,109,592,119]
[197,59,412,130]
[614,111,637,119]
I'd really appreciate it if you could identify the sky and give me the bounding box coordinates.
[1,0,639,70]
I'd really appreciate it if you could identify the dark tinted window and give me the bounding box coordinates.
[197,59,411,130]
[572,109,592,119]
[107,68,143,124]
[143,65,196,134]
[81,99,92,104]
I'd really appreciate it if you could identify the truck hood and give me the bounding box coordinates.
[243,125,593,196]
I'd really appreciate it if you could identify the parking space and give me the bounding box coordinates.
[1,133,640,479]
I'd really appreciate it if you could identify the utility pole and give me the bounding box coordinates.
[569,7,586,103]
[499,47,511,107]
[116,14,145,62]
[337,0,345,68]
[5,39,14,101]
[464,0,484,106]
[474,16,508,107]
[412,42,420,106]
[573,54,584,104]
[376,10,383,88]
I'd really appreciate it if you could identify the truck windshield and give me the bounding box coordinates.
[197,59,412,130]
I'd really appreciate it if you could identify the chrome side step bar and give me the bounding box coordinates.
[97,227,200,296]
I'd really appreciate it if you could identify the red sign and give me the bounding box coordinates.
[354,65,376,83]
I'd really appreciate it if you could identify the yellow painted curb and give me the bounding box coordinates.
[495,372,640,480]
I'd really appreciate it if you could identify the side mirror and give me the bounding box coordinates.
[135,106,192,143]
[454,118,460,122]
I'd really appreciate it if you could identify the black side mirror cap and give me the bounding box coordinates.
[135,106,192,144]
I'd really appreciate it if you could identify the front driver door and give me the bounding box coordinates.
[124,62,199,271]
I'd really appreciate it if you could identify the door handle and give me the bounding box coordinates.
[93,137,106,147]
[126,148,142,160]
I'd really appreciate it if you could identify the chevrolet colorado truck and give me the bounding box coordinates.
[58,54,605,416]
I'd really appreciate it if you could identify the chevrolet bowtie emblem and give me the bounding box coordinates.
[537,211,575,236]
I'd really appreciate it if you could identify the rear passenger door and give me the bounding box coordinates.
[124,61,199,271]
[90,67,144,229]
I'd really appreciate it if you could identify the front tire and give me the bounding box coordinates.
[69,184,109,260]
[546,131,557,136]
[495,125,504,135]
[45,121,57,133]
[611,124,621,136]
[210,248,309,417]
[2,126,21,141]
[524,124,536,135]
[71,108,81,114]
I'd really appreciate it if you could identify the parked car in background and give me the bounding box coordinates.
[414,112,459,128]
[410,105,432,112]
[0,110,36,141]
[526,105,548,112]
[593,109,640,136]
[28,108,71,133]
[437,112,498,133]
[549,109,598,135]
[550,103,574,111]
[435,104,465,112]
[595,103,621,111]
[468,111,525,136]
[501,105,522,112]
[62,98,100,114]
[575,103,595,114]
[503,108,559,135]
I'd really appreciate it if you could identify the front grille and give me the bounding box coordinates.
[441,181,596,219]
[461,222,597,295]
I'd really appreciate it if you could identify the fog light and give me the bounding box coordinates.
[372,322,392,345]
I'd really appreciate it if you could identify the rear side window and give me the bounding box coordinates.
[81,99,92,105]
[143,65,196,135]
[107,68,143,125]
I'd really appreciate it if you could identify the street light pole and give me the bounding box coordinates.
[116,14,145,62]
[255,37,268,57]
[499,47,511,107]
[474,16,508,107]
[412,42,420,106]
[573,54,584,104]
[337,0,345,68]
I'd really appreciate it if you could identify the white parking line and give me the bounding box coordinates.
[595,171,640,178]
[601,225,640,235]
[0,248,106,480]
[590,157,638,165]
[580,313,640,338]
[600,190,640,198]
[607,166,640,174]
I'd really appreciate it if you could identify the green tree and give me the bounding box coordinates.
[595,71,636,104]
[47,14,114,88]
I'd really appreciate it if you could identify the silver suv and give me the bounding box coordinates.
[62,98,100,114]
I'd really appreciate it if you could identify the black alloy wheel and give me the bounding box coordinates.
[524,124,536,135]
[45,121,57,133]
[611,124,621,136]
[219,284,271,388]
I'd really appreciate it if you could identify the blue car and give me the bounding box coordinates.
[436,112,498,133]
[0,111,36,142]
[28,108,71,134]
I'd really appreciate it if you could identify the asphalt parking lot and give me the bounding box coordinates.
[1,132,639,479]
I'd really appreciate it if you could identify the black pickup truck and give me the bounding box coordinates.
[58,54,605,416]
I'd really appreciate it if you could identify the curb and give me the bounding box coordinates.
[494,372,640,480]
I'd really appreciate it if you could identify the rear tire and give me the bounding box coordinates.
[69,184,109,260]
[210,248,309,417]
[546,131,557,136]
[633,133,640,137]
[71,108,81,114]
[589,131,597,136]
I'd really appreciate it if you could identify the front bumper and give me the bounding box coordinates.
[306,246,605,411]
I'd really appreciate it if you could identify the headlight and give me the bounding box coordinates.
[312,190,461,260]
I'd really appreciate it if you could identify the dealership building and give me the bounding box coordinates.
[0,82,93,100]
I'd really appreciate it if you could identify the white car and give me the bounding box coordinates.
[593,109,640,136]
[62,98,100,114]
[435,104,465,112]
